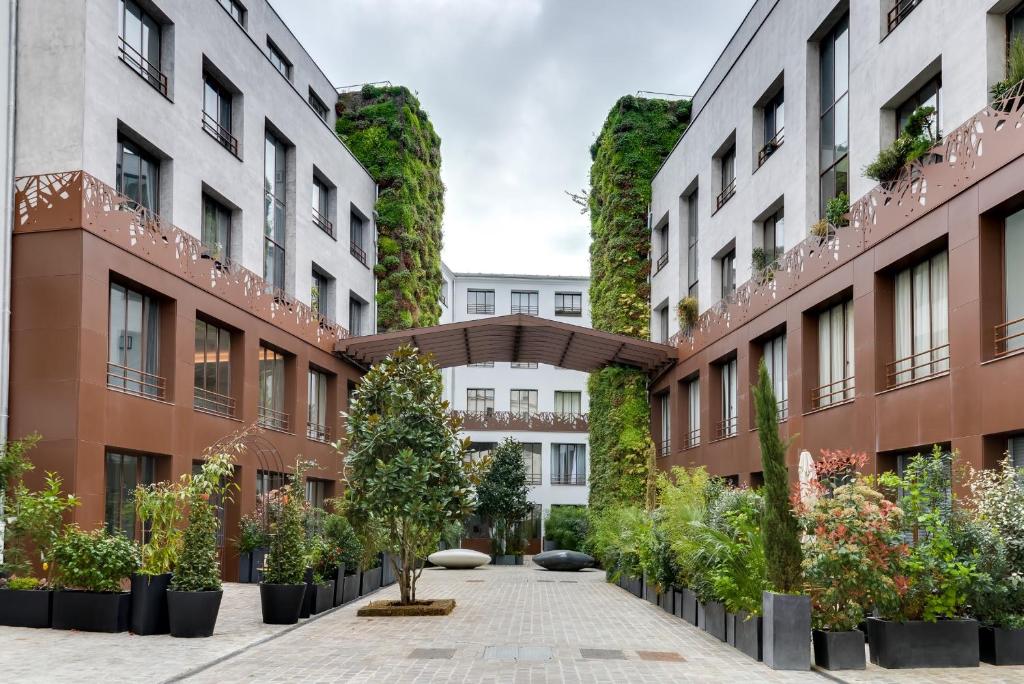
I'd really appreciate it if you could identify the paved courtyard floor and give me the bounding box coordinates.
[2,564,1023,683]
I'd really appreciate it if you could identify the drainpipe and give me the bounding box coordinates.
[0,0,17,565]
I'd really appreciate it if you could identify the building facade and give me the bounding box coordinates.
[649,0,1024,484]
[6,0,380,577]
[439,267,591,547]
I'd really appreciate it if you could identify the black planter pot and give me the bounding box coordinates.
[260,583,306,625]
[812,629,865,670]
[492,554,523,566]
[980,625,1024,665]
[659,590,673,614]
[623,574,642,598]
[312,581,334,614]
[52,590,131,632]
[735,611,763,661]
[681,588,697,625]
[727,612,737,647]
[866,617,979,668]
[239,552,253,583]
[331,565,346,607]
[0,589,52,628]
[702,600,726,641]
[762,591,811,670]
[342,572,360,604]
[300,568,315,619]
[671,587,684,619]
[360,566,382,595]
[696,600,705,629]
[130,573,171,635]
[167,589,223,638]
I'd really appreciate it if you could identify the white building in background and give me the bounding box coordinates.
[439,266,591,545]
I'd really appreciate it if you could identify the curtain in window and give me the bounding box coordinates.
[1007,210,1024,353]
[930,251,948,372]
[912,261,931,379]
[688,379,700,445]
[818,310,832,406]
[894,268,913,384]
[844,300,855,399]
[831,304,845,398]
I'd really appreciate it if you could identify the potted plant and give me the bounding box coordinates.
[306,534,335,615]
[131,479,184,635]
[0,433,38,574]
[476,439,533,566]
[753,362,810,670]
[236,510,268,583]
[322,511,362,606]
[260,469,308,624]
[864,108,938,185]
[991,36,1024,108]
[51,526,140,632]
[676,296,698,332]
[359,553,383,596]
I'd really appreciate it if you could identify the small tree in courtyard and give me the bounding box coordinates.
[341,345,475,604]
[476,438,533,556]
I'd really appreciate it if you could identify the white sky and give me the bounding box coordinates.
[274,0,755,276]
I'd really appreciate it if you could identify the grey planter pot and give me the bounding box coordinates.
[671,587,684,619]
[702,600,726,641]
[239,552,253,583]
[866,617,978,669]
[980,625,1024,666]
[542,539,557,551]
[331,565,346,607]
[360,566,382,595]
[311,581,334,615]
[762,591,811,670]
[812,629,865,670]
[492,554,523,566]
[727,612,737,647]
[622,574,642,598]
[658,590,673,614]
[341,573,360,604]
[734,611,763,661]
[681,589,698,625]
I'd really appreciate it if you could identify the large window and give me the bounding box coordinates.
[820,15,850,214]
[718,358,737,439]
[554,292,582,316]
[686,377,700,448]
[466,388,494,414]
[307,368,329,442]
[312,177,332,237]
[659,393,670,457]
[892,251,948,386]
[258,345,288,431]
[763,209,785,263]
[105,451,155,538]
[510,389,538,416]
[720,249,736,299]
[815,300,855,407]
[266,38,291,79]
[687,190,699,300]
[551,444,586,485]
[108,282,162,398]
[201,194,231,261]
[348,296,364,336]
[116,138,159,214]
[764,333,788,420]
[256,470,287,497]
[467,289,495,314]
[306,479,328,510]
[117,0,166,95]
[202,73,236,154]
[1001,208,1024,355]
[523,443,542,485]
[896,74,941,141]
[511,290,539,315]
[760,89,785,166]
[193,318,233,416]
[350,211,367,265]
[263,131,287,290]
[554,390,582,416]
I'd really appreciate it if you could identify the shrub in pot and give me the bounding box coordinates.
[477,439,533,566]
[131,479,184,635]
[545,505,589,552]
[586,504,649,597]
[322,511,362,606]
[657,466,716,627]
[51,526,140,632]
[236,510,269,583]
[260,470,308,624]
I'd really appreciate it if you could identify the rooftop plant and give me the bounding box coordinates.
[676,296,698,331]
[991,36,1024,103]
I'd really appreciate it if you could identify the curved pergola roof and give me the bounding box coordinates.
[337,314,676,374]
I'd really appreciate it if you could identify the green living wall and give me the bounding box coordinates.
[336,85,444,332]
[587,95,690,510]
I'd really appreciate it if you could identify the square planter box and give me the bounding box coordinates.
[360,566,382,596]
[130,573,171,635]
[681,589,698,625]
[671,587,684,619]
[734,611,763,661]
[492,555,523,566]
[726,612,736,647]
[980,625,1024,666]
[762,591,811,671]
[0,589,53,628]
[312,581,334,615]
[867,617,979,669]
[622,574,642,598]
[701,600,726,641]
[52,590,131,632]
[342,573,360,604]
[813,629,865,670]
[331,566,346,607]
[658,590,673,614]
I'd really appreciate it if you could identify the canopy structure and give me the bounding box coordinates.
[337,314,676,375]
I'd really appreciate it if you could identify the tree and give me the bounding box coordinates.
[476,438,533,556]
[341,345,475,604]
[0,433,40,570]
[753,360,802,593]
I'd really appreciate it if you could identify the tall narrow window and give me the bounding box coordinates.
[511,291,539,315]
[554,391,582,416]
[348,296,364,336]
[311,270,329,315]
[820,15,850,214]
[1001,208,1024,355]
[193,318,233,416]
[218,0,246,26]
[764,333,788,420]
[201,194,231,261]
[202,73,236,155]
[1009,434,1024,469]
[263,132,286,290]
[721,249,736,299]
[815,300,855,407]
[105,451,155,538]
[350,211,367,265]
[659,393,671,456]
[305,479,328,509]
[266,39,291,79]
[466,388,494,414]
[686,377,700,447]
[522,443,542,485]
[510,389,538,416]
[658,305,670,344]
[108,282,162,398]
[467,289,495,314]
[892,251,949,386]
[307,368,329,441]
[655,224,669,273]
[760,89,785,166]
[1012,3,1024,45]
[551,444,586,485]
[718,358,737,438]
[687,190,699,300]
[308,89,329,121]
[763,209,785,263]
[117,0,166,95]
[312,177,333,237]
[256,470,287,497]
[716,145,737,209]
[258,345,288,431]
[116,138,160,214]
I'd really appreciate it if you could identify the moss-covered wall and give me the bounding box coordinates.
[587,96,690,510]
[336,85,444,332]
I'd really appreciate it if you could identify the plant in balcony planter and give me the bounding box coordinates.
[864,107,938,185]
[130,479,185,635]
[476,438,532,565]
[990,36,1024,106]
[751,247,772,283]
[51,527,140,632]
[754,361,810,670]
[260,466,310,624]
[676,296,699,333]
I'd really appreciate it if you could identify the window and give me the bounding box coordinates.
[687,190,699,300]
[887,0,923,34]
[658,393,670,457]
[305,479,328,509]
[105,451,155,538]
[717,358,737,439]
[1010,434,1024,469]
[551,444,586,485]
[307,368,329,441]
[263,131,286,290]
[258,345,288,431]
[267,38,291,79]
[467,289,495,314]
[720,249,736,299]
[201,194,231,261]
[759,89,785,166]
[348,296,364,336]
[256,470,287,497]
[108,282,163,398]
[466,442,496,462]
[202,73,237,155]
[820,15,850,214]
[655,224,669,273]
[312,177,333,237]
[762,209,785,263]
[116,137,159,214]
[218,0,246,26]
[523,443,542,485]
[896,74,941,141]
[467,388,494,414]
[764,333,788,420]
[308,89,329,121]
[467,361,494,368]
[1012,3,1024,45]
[686,377,700,447]
[658,304,670,344]
[440,279,449,306]
[511,361,538,369]
[510,389,538,416]
[891,251,949,386]
[815,300,855,407]
[511,290,539,315]
[117,0,166,95]
[554,391,582,416]
[350,211,367,265]
[554,292,582,316]
[311,269,329,315]
[716,145,736,210]
[1000,208,1024,355]
[193,318,233,416]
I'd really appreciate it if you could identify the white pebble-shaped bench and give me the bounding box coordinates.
[427,549,491,569]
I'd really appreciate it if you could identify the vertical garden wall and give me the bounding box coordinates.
[336,85,444,332]
[587,95,690,509]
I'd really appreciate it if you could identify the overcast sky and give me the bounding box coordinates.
[275,0,754,277]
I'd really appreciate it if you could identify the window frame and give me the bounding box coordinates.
[550,444,586,486]
[510,389,539,416]
[553,390,582,416]
[554,291,582,316]
[117,0,167,96]
[819,14,850,215]
[193,317,234,417]
[258,345,288,431]
[308,89,330,121]
[510,290,539,315]
[266,38,292,80]
[466,388,495,414]
[467,289,495,315]
[108,281,163,399]
[890,250,949,387]
[116,137,160,214]
[263,131,287,290]
[201,193,231,261]
[307,367,330,442]
[687,189,699,299]
[814,299,855,408]
[105,450,156,539]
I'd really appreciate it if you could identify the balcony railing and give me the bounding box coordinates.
[555,304,582,316]
[758,129,784,167]
[810,377,855,409]
[350,241,367,266]
[107,362,167,400]
[118,37,168,97]
[887,0,922,34]
[657,439,671,457]
[201,112,239,157]
[526,473,542,486]
[312,208,334,238]
[511,304,539,315]
[306,421,331,443]
[995,316,1024,357]
[715,179,736,211]
[467,303,495,315]
[551,474,586,486]
[713,416,737,441]
[193,386,236,417]
[685,428,701,449]
[886,343,950,388]
[777,398,789,422]
[450,410,588,433]
[258,404,290,432]
[655,251,669,274]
